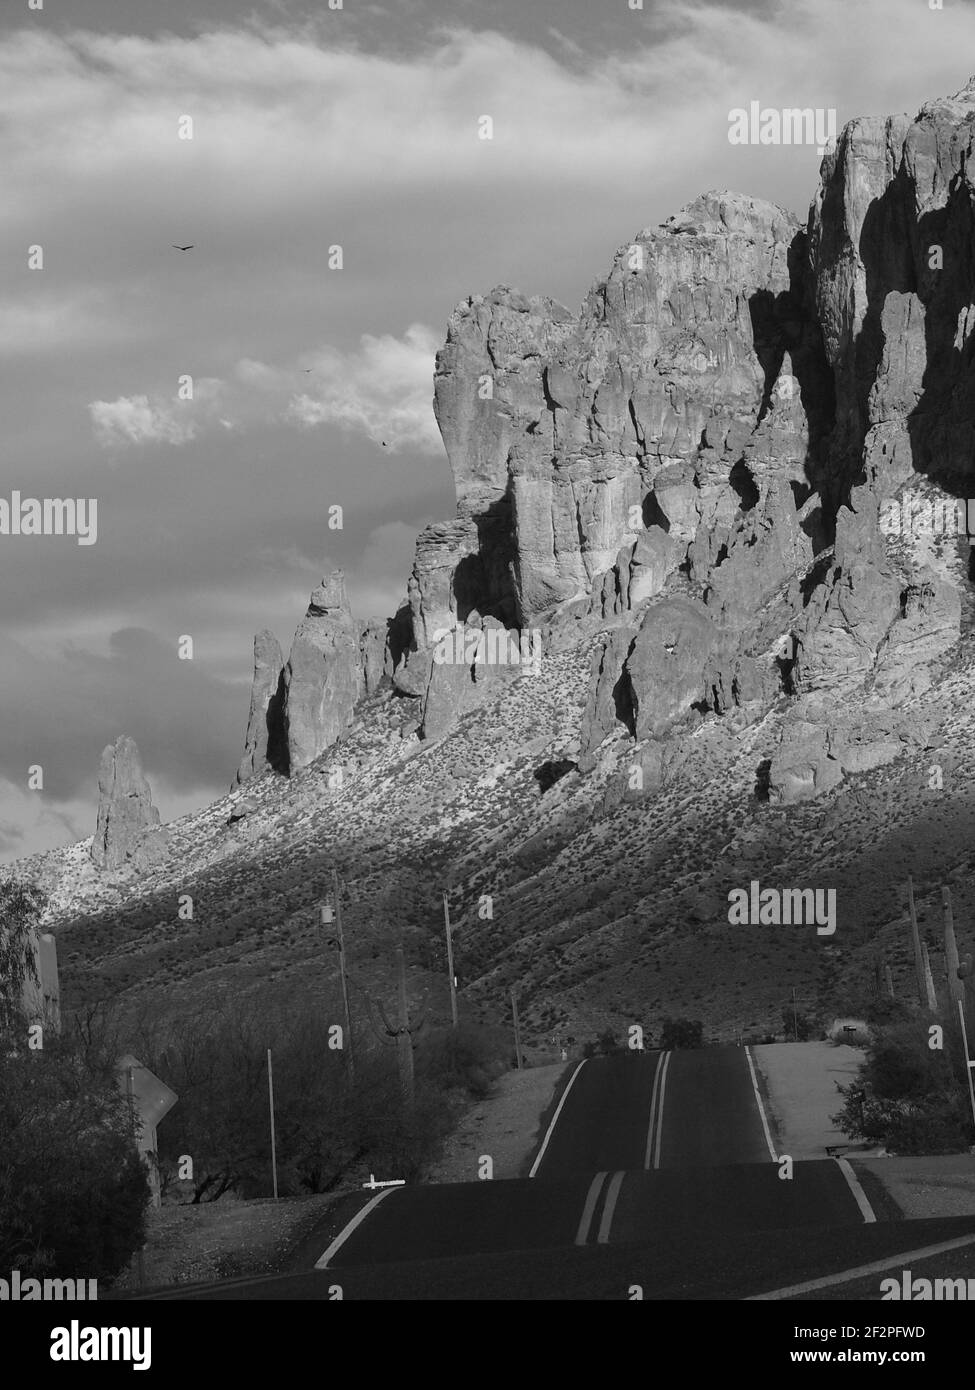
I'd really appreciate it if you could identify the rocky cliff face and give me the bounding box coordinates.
[237,81,975,804]
[282,572,364,773]
[91,736,169,871]
[235,630,286,787]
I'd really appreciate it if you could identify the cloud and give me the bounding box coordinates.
[88,394,198,448]
[0,291,141,358]
[86,328,440,453]
[0,626,245,820]
[284,324,443,452]
[0,780,91,862]
[87,378,226,449]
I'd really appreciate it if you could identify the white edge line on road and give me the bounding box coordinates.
[834,1155,877,1224]
[745,1231,975,1301]
[744,1045,778,1162]
[529,1059,587,1178]
[643,1050,666,1170]
[575,1171,608,1246]
[315,1186,399,1270]
[652,1051,672,1170]
[596,1171,625,1245]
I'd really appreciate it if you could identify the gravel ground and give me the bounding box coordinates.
[422,1062,568,1183]
[111,1192,343,1293]
[854,1155,975,1219]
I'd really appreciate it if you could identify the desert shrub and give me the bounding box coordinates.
[582,1027,622,1058]
[832,1020,973,1155]
[415,1023,507,1099]
[865,997,913,1028]
[659,1017,704,1049]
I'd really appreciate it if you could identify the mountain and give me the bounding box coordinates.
[13,79,975,1044]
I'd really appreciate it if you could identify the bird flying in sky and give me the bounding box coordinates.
[171,244,194,251]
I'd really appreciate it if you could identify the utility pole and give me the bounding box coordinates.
[443,891,459,1029]
[323,870,355,1084]
[510,987,523,1069]
[396,946,415,1106]
[267,1048,279,1201]
[792,986,799,1041]
[907,877,925,1006]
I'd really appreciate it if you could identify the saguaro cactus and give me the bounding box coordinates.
[942,888,966,1012]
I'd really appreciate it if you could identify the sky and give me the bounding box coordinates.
[2,0,974,861]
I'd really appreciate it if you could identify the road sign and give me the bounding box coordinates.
[116,1053,177,1152]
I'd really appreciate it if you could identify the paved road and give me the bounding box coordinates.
[143,1047,971,1300]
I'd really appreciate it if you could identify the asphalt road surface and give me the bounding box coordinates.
[142,1047,975,1300]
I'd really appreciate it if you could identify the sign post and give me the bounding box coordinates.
[267,1048,279,1201]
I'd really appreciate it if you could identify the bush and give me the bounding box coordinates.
[659,1017,704,1050]
[415,1023,507,1099]
[0,1041,149,1280]
[832,1020,973,1155]
[582,1027,621,1058]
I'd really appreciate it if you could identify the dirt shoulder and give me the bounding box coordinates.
[110,1191,356,1294]
[422,1061,568,1183]
[752,1040,864,1159]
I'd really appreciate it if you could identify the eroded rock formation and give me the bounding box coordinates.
[237,79,975,802]
[91,736,169,871]
[235,630,286,786]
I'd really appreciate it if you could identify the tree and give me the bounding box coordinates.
[0,878,45,1036]
[0,1035,149,1279]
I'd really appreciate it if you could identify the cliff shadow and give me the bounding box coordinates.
[452,482,520,627]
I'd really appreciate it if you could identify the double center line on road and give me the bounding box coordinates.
[577,1050,672,1248]
[574,1170,626,1246]
[644,1049,671,1171]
